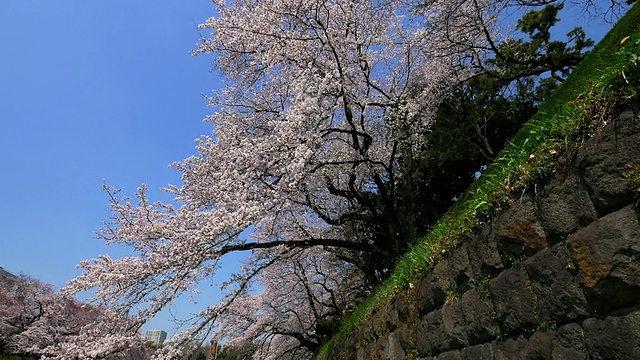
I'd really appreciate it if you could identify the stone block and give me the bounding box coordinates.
[320,331,359,360]
[357,339,385,360]
[385,329,406,360]
[493,331,553,359]
[390,295,411,330]
[441,288,497,348]
[583,309,640,359]
[537,169,599,242]
[414,244,477,315]
[365,309,391,343]
[488,267,538,335]
[414,272,447,315]
[433,350,461,360]
[575,113,640,216]
[383,302,400,332]
[524,245,588,324]
[551,323,588,359]
[416,309,447,356]
[567,205,640,312]
[489,323,588,360]
[466,226,505,280]
[493,195,548,258]
[394,324,413,355]
[460,343,494,359]
[441,243,476,294]
[355,330,410,360]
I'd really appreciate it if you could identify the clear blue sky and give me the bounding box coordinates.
[0,0,620,337]
[0,1,224,334]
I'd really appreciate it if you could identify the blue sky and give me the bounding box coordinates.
[0,1,224,334]
[0,0,621,338]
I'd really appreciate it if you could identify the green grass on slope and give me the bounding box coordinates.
[315,3,640,358]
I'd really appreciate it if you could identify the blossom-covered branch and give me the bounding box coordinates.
[65,0,506,358]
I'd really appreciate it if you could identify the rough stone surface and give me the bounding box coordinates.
[415,272,447,315]
[567,205,640,312]
[395,325,413,356]
[465,227,505,280]
[575,114,640,216]
[432,350,461,360]
[524,245,589,324]
[414,241,479,316]
[459,343,494,359]
[390,296,410,330]
[384,301,401,332]
[492,331,554,360]
[441,288,496,348]
[357,339,385,360]
[493,195,547,258]
[551,323,589,359]
[536,169,599,242]
[359,332,410,360]
[416,309,447,356]
[488,267,537,335]
[441,244,476,295]
[582,309,640,359]
[360,309,389,344]
[385,329,406,360]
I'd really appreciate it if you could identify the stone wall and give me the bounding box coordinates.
[318,114,640,359]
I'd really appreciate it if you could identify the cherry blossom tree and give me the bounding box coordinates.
[64,0,510,358]
[0,275,149,360]
[0,275,46,353]
[212,247,368,359]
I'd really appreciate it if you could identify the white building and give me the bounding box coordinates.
[144,330,167,347]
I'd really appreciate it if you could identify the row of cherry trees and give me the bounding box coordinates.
[0,274,149,359]
[57,0,630,359]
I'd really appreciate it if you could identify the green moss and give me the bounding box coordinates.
[354,339,368,351]
[404,288,420,357]
[444,288,461,304]
[405,349,421,360]
[623,164,640,206]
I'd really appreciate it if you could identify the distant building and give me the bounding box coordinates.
[144,330,167,347]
